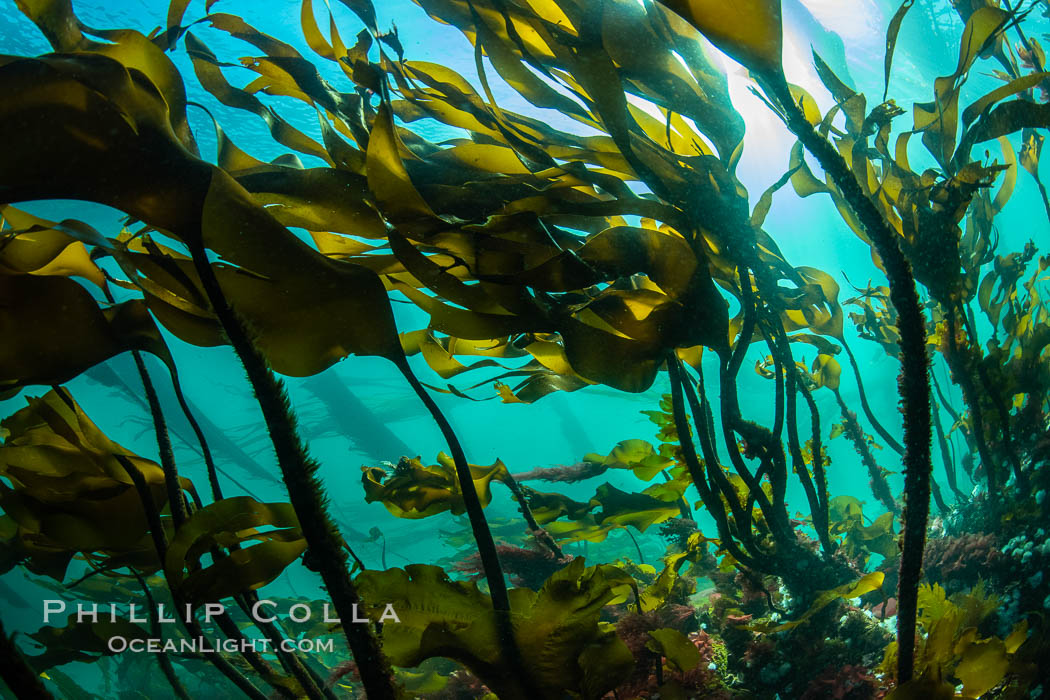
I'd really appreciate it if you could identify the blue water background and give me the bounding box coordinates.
[0,0,1046,692]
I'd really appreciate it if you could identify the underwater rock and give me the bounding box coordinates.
[799,664,883,700]
[922,532,1008,590]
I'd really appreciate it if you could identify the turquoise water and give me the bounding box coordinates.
[1,0,1049,697]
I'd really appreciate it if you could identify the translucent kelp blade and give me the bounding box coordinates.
[0,54,405,375]
[0,389,189,579]
[0,276,171,392]
[354,559,634,698]
[655,0,782,78]
[164,496,306,606]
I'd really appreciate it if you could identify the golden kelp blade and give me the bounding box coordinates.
[361,455,510,519]
[354,559,634,698]
[655,0,782,76]
[15,0,199,153]
[0,388,187,579]
[0,275,171,392]
[164,496,307,606]
[167,0,761,397]
[0,53,403,376]
[0,205,105,287]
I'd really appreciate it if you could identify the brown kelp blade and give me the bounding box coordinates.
[0,53,404,375]
[0,388,192,579]
[0,275,172,393]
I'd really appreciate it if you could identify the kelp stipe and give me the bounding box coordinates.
[186,244,399,699]
[841,336,905,456]
[500,469,566,560]
[832,384,899,515]
[84,295,312,693]
[666,353,751,568]
[930,390,967,503]
[97,282,329,697]
[760,69,933,684]
[236,590,336,700]
[97,284,189,528]
[132,573,192,700]
[112,440,268,700]
[770,322,833,554]
[2,0,1050,695]
[112,439,268,698]
[0,618,54,700]
[656,0,944,678]
[392,354,526,677]
[166,359,226,502]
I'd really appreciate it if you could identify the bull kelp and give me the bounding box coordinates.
[0,0,1048,697]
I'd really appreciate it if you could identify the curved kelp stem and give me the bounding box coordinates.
[209,607,299,698]
[393,354,532,687]
[765,335,788,515]
[931,368,967,447]
[798,378,832,549]
[778,329,834,553]
[931,392,966,501]
[169,376,225,501]
[106,288,305,694]
[959,307,1027,490]
[187,246,398,699]
[114,454,267,699]
[128,350,188,527]
[680,363,758,553]
[930,474,949,516]
[718,271,793,545]
[133,573,192,700]
[932,367,978,486]
[0,618,53,700]
[766,74,932,683]
[624,528,646,564]
[100,285,188,527]
[833,388,899,515]
[236,591,337,700]
[502,472,565,559]
[667,353,758,571]
[102,268,224,501]
[944,308,1000,496]
[82,359,266,497]
[841,337,905,455]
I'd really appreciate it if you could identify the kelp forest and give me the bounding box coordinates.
[0,0,1049,697]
